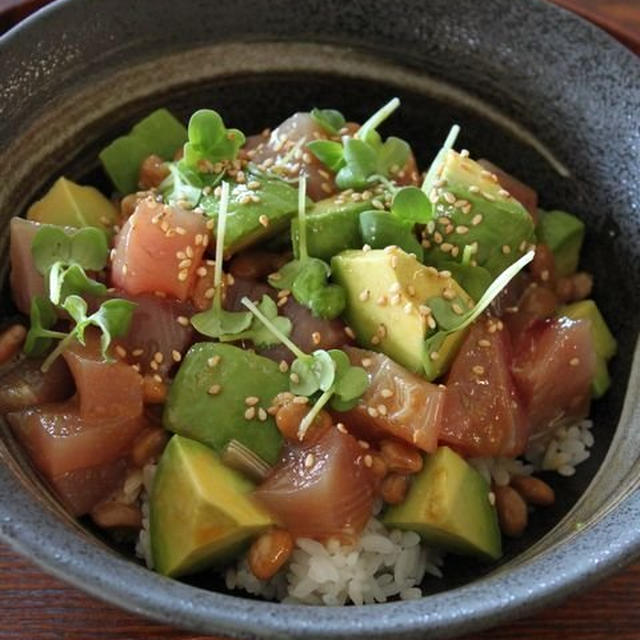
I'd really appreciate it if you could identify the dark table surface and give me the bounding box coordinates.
[1,0,639,638]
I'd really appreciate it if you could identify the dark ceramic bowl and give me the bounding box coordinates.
[1,0,639,637]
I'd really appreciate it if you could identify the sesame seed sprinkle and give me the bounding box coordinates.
[177,316,189,326]
[258,408,267,421]
[361,358,372,368]
[279,360,289,373]
[304,453,316,469]
[312,332,322,345]
[245,396,260,406]
[345,326,356,339]
[367,407,379,418]
[244,407,256,420]
[570,357,580,366]
[472,365,485,375]
[208,384,221,395]
[336,423,348,434]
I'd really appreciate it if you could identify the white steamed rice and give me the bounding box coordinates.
[225,517,444,605]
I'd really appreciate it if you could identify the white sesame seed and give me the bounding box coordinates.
[359,289,370,302]
[312,332,321,345]
[452,303,464,315]
[570,357,580,366]
[258,408,267,421]
[345,326,356,339]
[208,384,221,395]
[279,360,289,373]
[304,453,316,469]
[367,407,379,418]
[336,423,348,434]
[259,214,270,227]
[364,454,373,468]
[472,365,485,375]
[502,245,512,255]
[172,350,182,363]
[361,358,372,368]
[177,316,189,326]
[472,214,483,226]
[403,303,413,315]
[244,407,256,420]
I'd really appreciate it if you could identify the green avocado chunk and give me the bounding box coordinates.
[536,209,585,277]
[359,210,424,261]
[163,343,287,464]
[150,435,274,577]
[201,173,301,255]
[560,299,616,398]
[331,247,472,380]
[291,194,372,261]
[99,108,188,195]
[383,446,502,561]
[26,177,118,232]
[422,150,535,278]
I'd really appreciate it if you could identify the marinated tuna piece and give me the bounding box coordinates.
[440,318,529,458]
[7,400,145,478]
[255,427,375,543]
[0,356,73,414]
[62,333,143,419]
[50,458,128,516]
[111,197,209,300]
[512,317,596,439]
[111,293,194,377]
[247,113,339,201]
[9,218,49,315]
[340,347,445,453]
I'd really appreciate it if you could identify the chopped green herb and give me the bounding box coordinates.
[310,108,346,136]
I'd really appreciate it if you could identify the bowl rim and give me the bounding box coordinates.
[1,0,640,637]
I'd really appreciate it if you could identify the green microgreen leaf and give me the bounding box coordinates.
[335,138,377,190]
[390,186,433,224]
[23,296,65,357]
[305,140,345,172]
[182,109,245,170]
[307,98,410,192]
[34,295,136,373]
[48,262,107,306]
[422,250,535,375]
[218,294,292,348]
[32,226,109,275]
[421,124,460,196]
[240,296,307,361]
[241,296,368,439]
[160,162,204,208]
[310,108,346,136]
[191,181,253,338]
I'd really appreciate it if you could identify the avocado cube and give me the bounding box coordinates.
[27,177,118,231]
[560,299,617,398]
[331,247,472,380]
[291,194,370,261]
[99,108,188,195]
[150,435,274,577]
[422,150,535,278]
[383,446,502,561]
[201,174,301,255]
[163,343,287,464]
[536,209,585,277]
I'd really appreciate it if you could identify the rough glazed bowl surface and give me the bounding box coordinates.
[0,0,639,638]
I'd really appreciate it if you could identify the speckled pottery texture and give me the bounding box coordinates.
[0,0,639,637]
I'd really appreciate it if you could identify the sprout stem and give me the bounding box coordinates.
[213,181,230,291]
[421,124,461,194]
[357,97,401,142]
[241,296,307,360]
[298,387,334,441]
[297,174,308,262]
